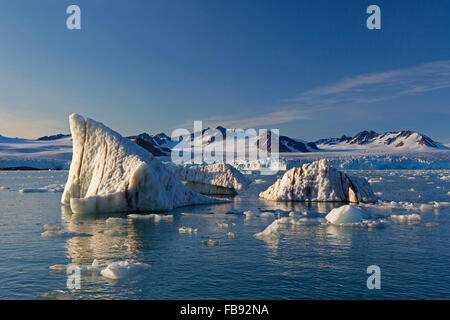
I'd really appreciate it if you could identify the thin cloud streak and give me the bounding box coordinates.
[178,60,450,129]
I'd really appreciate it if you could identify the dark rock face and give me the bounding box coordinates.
[256,131,316,153]
[349,130,379,145]
[129,137,168,157]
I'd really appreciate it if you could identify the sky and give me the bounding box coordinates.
[0,0,449,142]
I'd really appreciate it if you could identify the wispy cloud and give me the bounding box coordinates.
[180,60,450,129]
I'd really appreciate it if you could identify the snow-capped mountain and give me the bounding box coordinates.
[256,130,318,153]
[315,130,448,151]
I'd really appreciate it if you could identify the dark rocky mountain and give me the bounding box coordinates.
[37,134,71,141]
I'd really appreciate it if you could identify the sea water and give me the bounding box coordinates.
[0,169,449,299]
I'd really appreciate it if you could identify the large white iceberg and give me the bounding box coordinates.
[175,163,250,195]
[259,159,376,203]
[61,114,218,214]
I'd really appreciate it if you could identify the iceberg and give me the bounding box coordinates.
[100,261,150,280]
[61,114,219,214]
[259,159,376,203]
[175,163,250,195]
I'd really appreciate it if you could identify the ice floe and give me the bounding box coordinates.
[61,114,220,214]
[128,213,174,222]
[259,159,377,203]
[41,230,92,238]
[389,214,422,225]
[100,261,150,280]
[20,184,64,193]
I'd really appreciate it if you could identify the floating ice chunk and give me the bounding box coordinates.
[100,261,150,280]
[254,179,266,184]
[178,226,197,234]
[0,186,10,190]
[418,204,434,212]
[202,239,220,246]
[374,192,383,196]
[260,212,275,219]
[49,264,67,272]
[325,205,369,225]
[389,214,421,225]
[217,223,228,229]
[42,224,62,232]
[440,175,450,181]
[103,229,128,237]
[243,210,256,218]
[368,177,384,183]
[130,213,177,222]
[260,159,376,203]
[41,230,92,238]
[20,184,64,193]
[61,114,220,214]
[409,188,415,192]
[254,220,280,241]
[227,232,235,238]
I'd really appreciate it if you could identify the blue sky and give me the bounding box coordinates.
[0,0,449,142]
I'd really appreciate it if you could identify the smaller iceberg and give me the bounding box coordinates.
[325,205,369,225]
[175,163,251,195]
[260,159,376,203]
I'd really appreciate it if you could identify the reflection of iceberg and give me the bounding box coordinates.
[260,159,376,203]
[61,114,219,214]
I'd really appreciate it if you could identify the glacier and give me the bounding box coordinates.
[259,159,377,203]
[61,114,219,214]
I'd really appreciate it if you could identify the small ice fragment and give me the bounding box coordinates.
[389,214,421,225]
[105,217,129,226]
[100,261,150,280]
[254,220,280,241]
[227,232,235,238]
[49,264,67,272]
[260,212,275,219]
[217,223,228,229]
[42,224,62,232]
[41,230,91,238]
[202,239,220,246]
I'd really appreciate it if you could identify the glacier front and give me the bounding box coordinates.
[61,114,218,214]
[259,159,376,203]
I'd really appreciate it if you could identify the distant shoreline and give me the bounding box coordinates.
[0,166,58,171]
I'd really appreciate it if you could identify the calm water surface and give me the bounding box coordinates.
[0,169,449,299]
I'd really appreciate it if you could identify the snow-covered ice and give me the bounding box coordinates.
[260,159,376,203]
[100,261,150,280]
[175,163,251,195]
[61,114,220,214]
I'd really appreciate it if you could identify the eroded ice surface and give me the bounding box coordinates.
[61,114,219,214]
[260,159,376,203]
